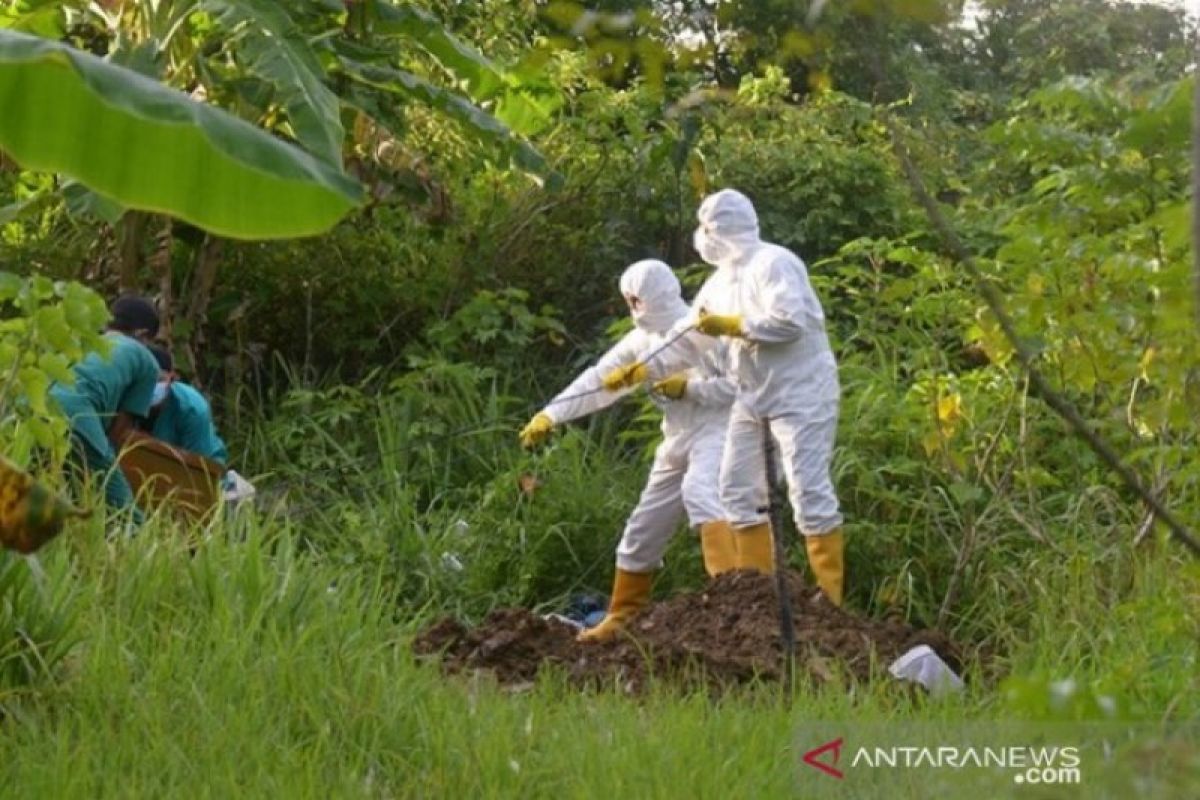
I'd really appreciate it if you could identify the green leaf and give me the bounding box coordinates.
[18,366,49,414]
[1,2,64,39]
[0,30,363,240]
[204,0,345,167]
[61,180,126,225]
[1149,202,1190,253]
[20,274,53,305]
[1123,77,1192,152]
[106,38,161,80]
[24,414,58,449]
[0,271,20,300]
[371,2,505,99]
[493,87,562,138]
[339,57,558,187]
[61,281,109,333]
[37,351,74,384]
[32,305,74,352]
[0,188,50,224]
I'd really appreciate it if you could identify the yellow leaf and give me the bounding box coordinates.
[688,153,707,197]
[937,392,962,424]
[807,70,832,94]
[1138,346,1156,381]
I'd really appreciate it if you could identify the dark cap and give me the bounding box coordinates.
[147,344,173,373]
[110,295,160,338]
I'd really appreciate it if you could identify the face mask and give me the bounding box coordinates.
[693,227,732,265]
[151,381,170,407]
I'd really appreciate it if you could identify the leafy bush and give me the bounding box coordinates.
[0,271,109,456]
[705,91,915,261]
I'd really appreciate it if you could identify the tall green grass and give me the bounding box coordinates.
[0,514,1195,798]
[2,364,1197,797]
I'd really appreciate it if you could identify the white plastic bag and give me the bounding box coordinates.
[888,644,964,696]
[222,470,257,505]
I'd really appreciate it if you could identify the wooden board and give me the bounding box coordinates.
[117,431,224,521]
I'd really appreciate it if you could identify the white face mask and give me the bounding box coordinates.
[693,227,732,265]
[629,295,681,334]
[151,381,171,408]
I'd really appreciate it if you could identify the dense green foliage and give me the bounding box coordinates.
[1,0,1198,794]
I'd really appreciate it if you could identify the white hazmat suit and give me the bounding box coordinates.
[521,259,740,641]
[540,259,734,573]
[650,189,846,603]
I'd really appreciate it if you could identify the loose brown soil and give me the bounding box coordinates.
[413,570,963,693]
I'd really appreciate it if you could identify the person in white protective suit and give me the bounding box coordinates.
[606,189,845,605]
[519,259,741,642]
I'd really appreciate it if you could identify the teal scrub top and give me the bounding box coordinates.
[50,332,159,453]
[151,381,229,466]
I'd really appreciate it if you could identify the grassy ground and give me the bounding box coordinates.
[1,511,1197,798]
[2,375,1198,798]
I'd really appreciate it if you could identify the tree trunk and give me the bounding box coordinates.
[116,212,147,293]
[180,234,223,385]
[149,217,175,344]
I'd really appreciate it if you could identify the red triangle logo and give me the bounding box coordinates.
[802,737,845,779]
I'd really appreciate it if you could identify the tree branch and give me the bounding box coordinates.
[1192,25,1200,338]
[863,7,1198,557]
[881,115,1199,557]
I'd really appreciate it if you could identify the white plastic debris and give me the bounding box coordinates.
[223,470,257,505]
[541,613,584,630]
[888,645,964,695]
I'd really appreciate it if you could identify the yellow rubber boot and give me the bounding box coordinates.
[805,529,845,606]
[699,520,738,577]
[734,522,775,574]
[576,568,654,643]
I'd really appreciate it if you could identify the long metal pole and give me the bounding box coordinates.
[762,420,796,696]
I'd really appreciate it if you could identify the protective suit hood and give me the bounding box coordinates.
[694,189,762,267]
[620,259,689,334]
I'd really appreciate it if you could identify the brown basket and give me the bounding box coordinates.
[117,431,224,522]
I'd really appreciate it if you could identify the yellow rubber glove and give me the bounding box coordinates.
[652,373,688,400]
[697,309,744,337]
[601,362,648,391]
[519,412,554,449]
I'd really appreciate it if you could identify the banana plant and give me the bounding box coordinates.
[0,0,557,366]
[1,0,555,219]
[0,28,363,239]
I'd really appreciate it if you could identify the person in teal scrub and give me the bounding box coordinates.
[145,346,229,466]
[50,295,160,521]
[144,346,255,506]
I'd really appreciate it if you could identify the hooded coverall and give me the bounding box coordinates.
[692,190,842,536]
[647,190,845,601]
[540,259,736,573]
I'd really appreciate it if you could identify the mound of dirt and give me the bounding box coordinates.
[414,570,963,693]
